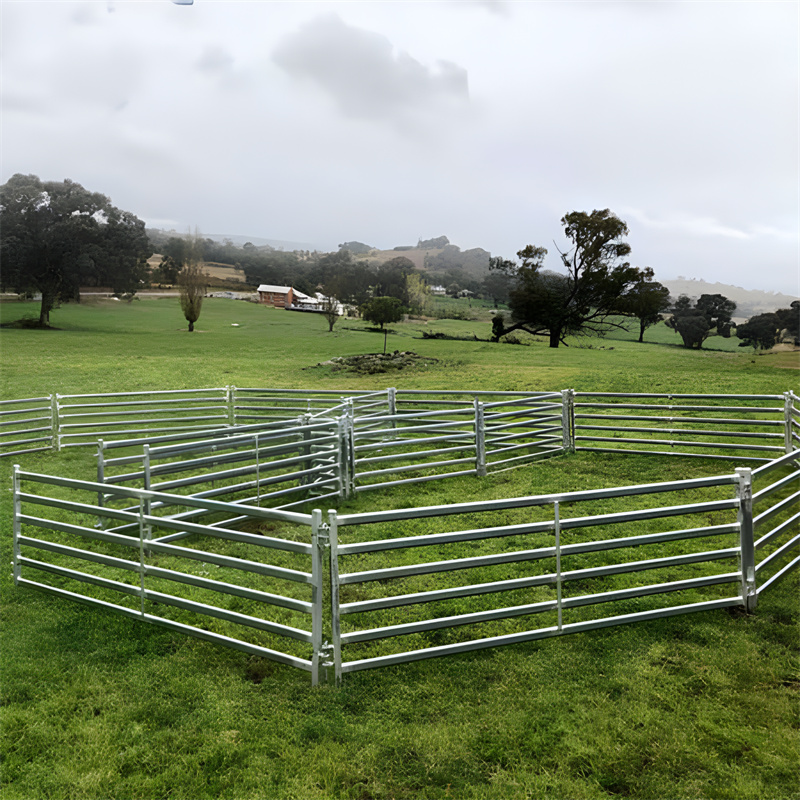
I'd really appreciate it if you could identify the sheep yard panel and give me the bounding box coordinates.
[9,388,800,685]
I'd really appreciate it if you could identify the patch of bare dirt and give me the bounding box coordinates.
[310,351,439,374]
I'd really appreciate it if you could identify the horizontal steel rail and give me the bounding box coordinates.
[576,446,772,464]
[355,443,473,467]
[575,413,783,427]
[340,571,741,617]
[752,449,800,476]
[20,555,312,641]
[575,424,784,440]
[354,469,478,492]
[336,473,738,526]
[356,457,476,481]
[573,392,784,400]
[16,578,313,671]
[16,469,312,525]
[337,520,738,557]
[574,402,782,413]
[338,537,739,585]
[339,599,743,674]
[575,435,782,453]
[57,388,228,400]
[753,468,800,505]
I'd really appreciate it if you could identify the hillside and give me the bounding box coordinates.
[342,236,492,280]
[661,278,797,319]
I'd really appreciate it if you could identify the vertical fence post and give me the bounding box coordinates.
[784,392,793,454]
[51,394,60,451]
[142,445,152,532]
[475,399,487,477]
[554,500,562,631]
[138,496,148,616]
[735,467,757,612]
[561,389,575,452]
[328,509,342,686]
[96,440,106,529]
[388,387,397,433]
[300,414,312,486]
[310,509,323,686]
[227,385,236,427]
[345,401,356,495]
[792,392,800,453]
[12,465,21,585]
[336,417,347,501]
[254,434,261,505]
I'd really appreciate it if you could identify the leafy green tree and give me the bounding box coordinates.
[666,293,736,348]
[778,301,800,343]
[483,257,514,307]
[616,268,671,342]
[374,257,416,305]
[0,173,150,326]
[737,302,800,349]
[736,313,780,350]
[317,249,373,307]
[405,273,431,315]
[361,295,404,354]
[495,210,644,348]
[696,293,736,337]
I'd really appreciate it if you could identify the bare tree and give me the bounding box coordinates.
[178,235,206,331]
[320,292,341,332]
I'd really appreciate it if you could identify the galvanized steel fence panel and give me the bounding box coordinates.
[98,417,345,515]
[12,466,330,684]
[326,471,747,679]
[0,396,54,457]
[231,388,373,425]
[55,388,231,448]
[9,389,800,685]
[573,392,789,463]
[750,449,800,596]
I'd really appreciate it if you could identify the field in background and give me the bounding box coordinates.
[1,297,797,800]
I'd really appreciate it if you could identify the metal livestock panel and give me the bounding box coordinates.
[12,466,328,684]
[573,392,788,463]
[751,449,800,597]
[326,471,744,682]
[0,396,54,457]
[231,387,370,425]
[96,419,347,538]
[55,388,231,448]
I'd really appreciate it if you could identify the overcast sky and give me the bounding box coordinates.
[2,0,798,295]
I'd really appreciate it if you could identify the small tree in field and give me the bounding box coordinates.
[177,233,206,332]
[616,268,672,342]
[179,264,205,331]
[361,296,404,353]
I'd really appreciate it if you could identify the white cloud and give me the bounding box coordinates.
[272,14,469,124]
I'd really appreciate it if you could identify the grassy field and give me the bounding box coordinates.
[1,297,798,800]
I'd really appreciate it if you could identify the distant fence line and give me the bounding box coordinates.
[1,387,798,465]
[8,387,800,686]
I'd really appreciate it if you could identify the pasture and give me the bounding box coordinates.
[1,297,798,800]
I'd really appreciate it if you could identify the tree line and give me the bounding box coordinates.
[2,175,796,348]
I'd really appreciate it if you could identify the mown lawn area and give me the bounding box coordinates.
[1,297,798,800]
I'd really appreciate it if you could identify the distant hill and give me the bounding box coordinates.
[339,236,492,278]
[661,279,798,320]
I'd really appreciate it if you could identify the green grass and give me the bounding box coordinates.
[1,297,798,800]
